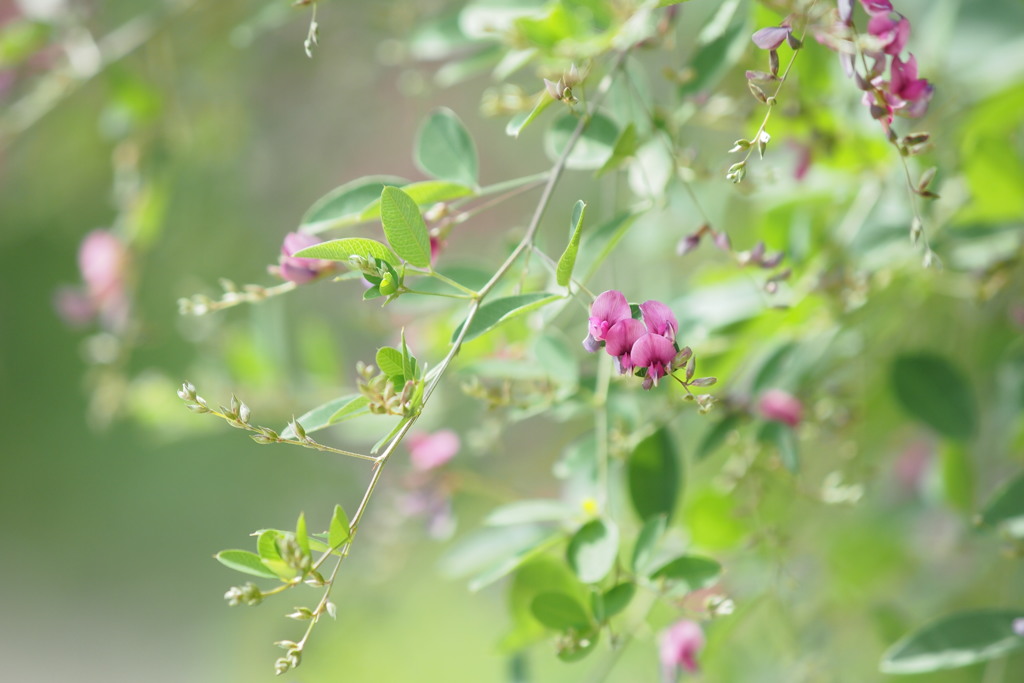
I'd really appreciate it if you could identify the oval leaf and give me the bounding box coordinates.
[329,504,351,548]
[215,550,278,579]
[280,394,366,438]
[631,514,667,574]
[530,592,592,631]
[380,186,432,268]
[415,108,479,187]
[556,200,586,287]
[594,582,636,622]
[650,555,722,593]
[299,175,406,234]
[627,428,680,521]
[567,518,619,584]
[452,293,560,343]
[880,610,1024,674]
[891,353,978,441]
[294,237,399,267]
[375,346,405,381]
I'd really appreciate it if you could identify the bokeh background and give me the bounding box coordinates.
[2,0,1023,681]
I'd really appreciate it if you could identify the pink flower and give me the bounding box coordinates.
[868,14,910,56]
[587,290,631,343]
[407,430,460,471]
[605,318,646,374]
[640,300,678,341]
[630,333,677,389]
[79,230,127,303]
[659,620,705,680]
[758,389,803,427]
[890,54,933,116]
[860,0,893,14]
[751,26,791,50]
[273,232,336,284]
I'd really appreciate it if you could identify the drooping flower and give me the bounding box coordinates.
[751,26,791,50]
[584,290,632,351]
[272,232,336,284]
[407,429,460,471]
[867,13,910,56]
[758,389,803,427]
[630,333,678,389]
[605,318,646,374]
[639,300,678,341]
[889,54,933,116]
[659,620,705,680]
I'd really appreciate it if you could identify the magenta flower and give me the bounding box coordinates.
[631,333,677,389]
[868,14,910,56]
[640,300,678,341]
[759,389,803,427]
[605,318,646,374]
[751,26,791,50]
[407,430,460,471]
[588,290,631,341]
[860,0,893,14]
[659,620,705,680]
[890,54,933,116]
[273,232,336,284]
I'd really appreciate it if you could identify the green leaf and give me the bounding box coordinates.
[256,530,297,580]
[501,555,588,653]
[295,512,310,558]
[328,395,371,424]
[759,421,798,472]
[329,504,351,548]
[677,0,748,96]
[596,123,640,177]
[593,582,636,622]
[631,514,667,574]
[379,186,432,268]
[544,112,619,170]
[891,353,978,441]
[506,93,554,138]
[650,555,722,594]
[566,518,619,584]
[215,550,278,579]
[294,237,399,267]
[438,523,553,585]
[977,470,1024,538]
[358,180,475,221]
[452,293,560,343]
[280,394,369,438]
[696,413,742,461]
[376,346,405,382]
[484,499,576,526]
[880,610,1024,674]
[530,592,592,631]
[627,428,680,521]
[556,200,586,287]
[401,330,418,382]
[299,175,406,234]
[415,108,479,187]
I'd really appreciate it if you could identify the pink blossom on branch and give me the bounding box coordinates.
[271,232,336,284]
[605,318,646,374]
[639,300,678,341]
[631,333,677,390]
[659,620,705,680]
[407,430,460,471]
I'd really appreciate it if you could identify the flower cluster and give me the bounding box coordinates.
[583,290,689,391]
[831,0,934,130]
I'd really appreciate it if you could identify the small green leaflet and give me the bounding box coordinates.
[880,610,1024,674]
[215,550,279,579]
[294,237,399,267]
[506,93,554,138]
[376,346,405,382]
[415,108,479,188]
[452,293,560,343]
[530,592,592,631]
[279,394,370,439]
[566,518,618,584]
[380,186,432,268]
[976,470,1024,538]
[556,200,586,287]
[329,504,351,548]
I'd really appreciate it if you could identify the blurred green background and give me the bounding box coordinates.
[2,0,1024,681]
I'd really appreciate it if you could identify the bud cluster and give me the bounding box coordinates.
[224,582,264,607]
[544,63,582,104]
[356,362,419,416]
